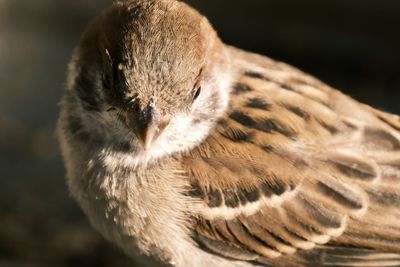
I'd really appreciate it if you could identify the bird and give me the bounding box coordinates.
[57,0,400,266]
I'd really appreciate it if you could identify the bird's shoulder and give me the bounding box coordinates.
[176,47,400,266]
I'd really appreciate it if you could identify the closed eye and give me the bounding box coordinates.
[102,73,112,90]
[192,67,204,102]
[193,86,201,101]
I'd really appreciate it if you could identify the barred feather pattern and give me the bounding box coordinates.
[180,47,400,267]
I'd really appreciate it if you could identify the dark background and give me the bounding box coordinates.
[0,0,399,266]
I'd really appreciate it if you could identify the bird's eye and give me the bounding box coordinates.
[193,86,201,101]
[102,73,112,90]
[132,101,141,113]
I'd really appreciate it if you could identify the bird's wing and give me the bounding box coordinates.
[180,48,400,266]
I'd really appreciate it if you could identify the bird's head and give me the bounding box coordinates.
[63,0,232,159]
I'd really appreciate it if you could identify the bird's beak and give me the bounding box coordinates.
[127,102,170,150]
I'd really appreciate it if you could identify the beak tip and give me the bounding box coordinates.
[141,140,152,151]
[138,126,156,150]
[138,134,151,150]
[135,114,170,150]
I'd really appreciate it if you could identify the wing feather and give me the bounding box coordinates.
[181,48,400,266]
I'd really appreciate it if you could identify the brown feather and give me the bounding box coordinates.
[181,46,400,266]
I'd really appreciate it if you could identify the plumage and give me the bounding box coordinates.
[57,0,400,266]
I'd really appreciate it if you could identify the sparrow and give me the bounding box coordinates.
[57,0,400,266]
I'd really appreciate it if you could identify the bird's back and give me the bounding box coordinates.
[181,46,400,266]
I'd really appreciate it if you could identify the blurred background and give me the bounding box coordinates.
[0,0,399,266]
